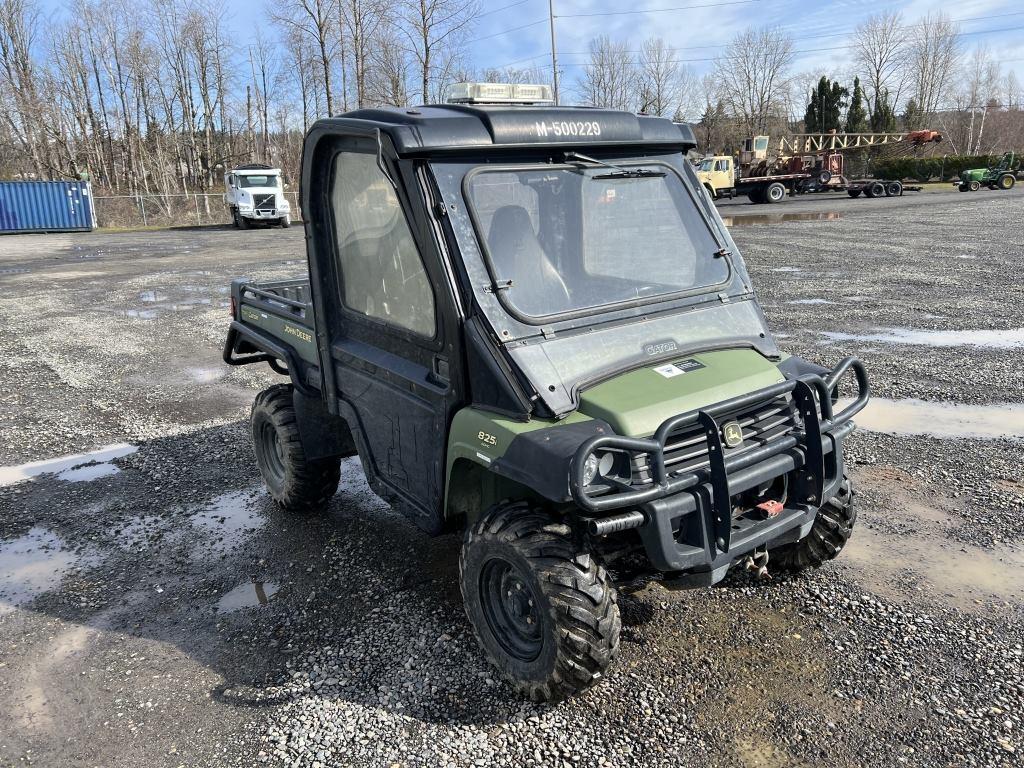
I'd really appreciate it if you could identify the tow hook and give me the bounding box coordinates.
[742,549,770,580]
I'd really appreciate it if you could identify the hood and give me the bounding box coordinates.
[576,348,784,437]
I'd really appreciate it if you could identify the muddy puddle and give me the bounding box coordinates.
[217,581,279,613]
[118,286,230,319]
[0,528,97,616]
[0,443,137,487]
[190,489,265,553]
[842,524,1024,612]
[823,327,1024,349]
[722,211,841,227]
[845,469,1024,612]
[845,398,1024,440]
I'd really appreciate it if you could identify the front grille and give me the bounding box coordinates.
[632,396,800,484]
[254,194,276,212]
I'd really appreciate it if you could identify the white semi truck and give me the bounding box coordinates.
[224,164,291,228]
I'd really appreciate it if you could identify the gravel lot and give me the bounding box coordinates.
[1,189,1022,768]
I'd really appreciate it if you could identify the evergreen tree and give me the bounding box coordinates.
[845,77,868,132]
[870,89,897,131]
[902,98,924,130]
[804,76,848,133]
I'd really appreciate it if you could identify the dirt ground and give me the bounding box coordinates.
[1,188,1022,768]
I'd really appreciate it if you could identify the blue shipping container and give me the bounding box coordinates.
[0,180,94,234]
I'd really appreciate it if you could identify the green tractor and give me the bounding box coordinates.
[957,152,1018,191]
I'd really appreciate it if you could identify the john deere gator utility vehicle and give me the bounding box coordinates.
[224,82,870,701]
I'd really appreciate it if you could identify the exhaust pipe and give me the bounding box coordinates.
[588,510,645,536]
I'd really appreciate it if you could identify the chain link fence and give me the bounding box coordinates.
[91,192,302,229]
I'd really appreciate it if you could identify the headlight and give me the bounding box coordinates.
[238,203,253,211]
[279,200,290,211]
[582,451,626,487]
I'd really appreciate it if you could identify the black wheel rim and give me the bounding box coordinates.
[257,419,286,490]
[479,557,544,662]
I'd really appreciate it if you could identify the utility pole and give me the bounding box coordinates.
[548,0,559,105]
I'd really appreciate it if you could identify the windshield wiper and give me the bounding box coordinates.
[563,151,666,179]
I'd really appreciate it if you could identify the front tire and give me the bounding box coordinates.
[460,502,621,702]
[770,479,856,572]
[968,180,981,191]
[251,384,340,513]
[280,214,291,228]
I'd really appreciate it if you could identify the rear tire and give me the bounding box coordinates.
[847,190,861,198]
[865,181,885,198]
[764,182,786,204]
[999,174,1015,190]
[460,502,621,702]
[885,181,902,197]
[770,479,856,572]
[251,384,340,513]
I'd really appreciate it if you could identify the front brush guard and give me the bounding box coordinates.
[569,356,869,555]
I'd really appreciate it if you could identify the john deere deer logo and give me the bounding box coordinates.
[722,422,744,448]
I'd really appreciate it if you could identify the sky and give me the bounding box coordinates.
[456,0,1024,101]
[38,0,1024,108]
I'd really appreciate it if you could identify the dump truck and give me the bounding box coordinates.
[223,82,870,701]
[224,163,291,228]
[957,152,1018,191]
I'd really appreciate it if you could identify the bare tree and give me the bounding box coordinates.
[852,11,907,125]
[908,11,960,118]
[396,0,477,104]
[636,37,693,119]
[0,0,48,176]
[342,0,386,109]
[712,26,793,135]
[1006,71,1021,111]
[366,23,412,106]
[951,45,1002,154]
[577,35,636,111]
[269,0,338,116]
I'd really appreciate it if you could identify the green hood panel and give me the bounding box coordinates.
[576,348,784,437]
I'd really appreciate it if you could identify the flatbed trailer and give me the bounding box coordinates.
[844,179,923,198]
[732,173,813,203]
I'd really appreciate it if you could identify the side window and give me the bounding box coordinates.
[330,151,436,337]
[714,160,728,172]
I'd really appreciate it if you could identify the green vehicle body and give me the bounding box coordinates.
[443,348,787,515]
[958,152,1018,191]
[224,90,871,698]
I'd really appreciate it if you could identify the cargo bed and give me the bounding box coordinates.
[223,278,322,393]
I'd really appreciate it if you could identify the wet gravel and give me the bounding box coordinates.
[1,191,1022,767]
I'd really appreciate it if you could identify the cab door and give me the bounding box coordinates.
[314,135,464,532]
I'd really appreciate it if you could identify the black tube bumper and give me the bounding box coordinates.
[570,357,869,585]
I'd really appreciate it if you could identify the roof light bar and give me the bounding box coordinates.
[446,82,555,105]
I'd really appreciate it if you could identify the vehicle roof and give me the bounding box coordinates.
[232,165,281,173]
[315,104,697,157]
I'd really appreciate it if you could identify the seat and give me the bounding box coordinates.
[487,205,571,316]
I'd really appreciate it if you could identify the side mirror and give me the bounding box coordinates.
[284,183,290,190]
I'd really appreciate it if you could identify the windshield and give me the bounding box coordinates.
[698,159,714,172]
[465,164,728,320]
[238,174,278,189]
